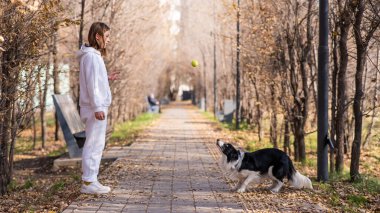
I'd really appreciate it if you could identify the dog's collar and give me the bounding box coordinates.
[233,150,244,170]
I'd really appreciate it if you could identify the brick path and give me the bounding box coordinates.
[62,103,247,213]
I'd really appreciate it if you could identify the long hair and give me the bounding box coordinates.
[87,22,110,56]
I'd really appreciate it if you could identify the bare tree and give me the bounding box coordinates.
[40,46,51,148]
[0,0,61,195]
[281,0,316,162]
[269,82,278,148]
[350,0,380,181]
[363,46,379,148]
[334,0,354,173]
[52,29,61,141]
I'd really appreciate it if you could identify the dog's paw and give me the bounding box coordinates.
[270,188,280,193]
[236,188,246,193]
[267,183,276,191]
[232,184,241,191]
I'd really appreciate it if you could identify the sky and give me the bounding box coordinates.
[160,0,181,36]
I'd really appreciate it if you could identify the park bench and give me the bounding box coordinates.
[52,94,112,158]
[216,99,236,123]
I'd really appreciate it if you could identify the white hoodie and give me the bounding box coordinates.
[77,45,112,112]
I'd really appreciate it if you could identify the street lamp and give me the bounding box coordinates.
[317,0,330,181]
[235,0,241,130]
[213,0,217,118]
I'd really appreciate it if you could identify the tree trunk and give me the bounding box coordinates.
[32,108,37,149]
[247,100,254,126]
[0,49,17,195]
[296,129,306,161]
[280,74,291,156]
[309,43,318,127]
[330,20,339,173]
[286,31,299,160]
[279,118,283,150]
[52,30,61,141]
[75,0,86,111]
[286,23,303,161]
[351,49,365,181]
[363,46,379,148]
[292,116,306,161]
[289,0,313,162]
[0,0,59,195]
[253,78,263,141]
[9,103,19,187]
[270,112,278,148]
[335,5,352,173]
[284,116,291,156]
[0,95,11,195]
[37,67,43,148]
[345,114,354,153]
[269,83,277,148]
[350,0,367,181]
[298,0,313,162]
[79,0,85,49]
[40,53,51,149]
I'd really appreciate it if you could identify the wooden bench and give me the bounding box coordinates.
[52,94,112,158]
[217,99,236,123]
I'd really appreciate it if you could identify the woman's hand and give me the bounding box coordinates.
[108,71,120,81]
[95,111,105,120]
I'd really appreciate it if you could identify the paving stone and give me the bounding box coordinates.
[121,204,147,212]
[172,205,196,213]
[97,210,122,213]
[72,210,97,213]
[146,204,171,213]
[62,105,246,212]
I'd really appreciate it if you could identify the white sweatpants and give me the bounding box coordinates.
[80,107,108,182]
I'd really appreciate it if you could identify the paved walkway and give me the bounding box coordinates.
[63,103,247,213]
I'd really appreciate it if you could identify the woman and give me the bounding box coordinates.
[77,22,116,194]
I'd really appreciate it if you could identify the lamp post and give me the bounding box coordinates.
[317,0,329,181]
[200,50,207,112]
[235,0,241,130]
[204,60,207,112]
[213,0,217,118]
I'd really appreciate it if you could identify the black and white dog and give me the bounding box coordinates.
[216,139,313,193]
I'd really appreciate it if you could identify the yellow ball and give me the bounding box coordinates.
[191,60,199,67]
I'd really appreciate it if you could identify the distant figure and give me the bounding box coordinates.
[147,94,160,113]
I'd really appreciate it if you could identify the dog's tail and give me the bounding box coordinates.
[288,157,313,190]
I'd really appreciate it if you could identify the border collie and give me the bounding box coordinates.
[216,139,313,193]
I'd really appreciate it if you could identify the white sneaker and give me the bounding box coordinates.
[81,181,111,194]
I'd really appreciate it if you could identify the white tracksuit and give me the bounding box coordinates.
[77,45,112,182]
